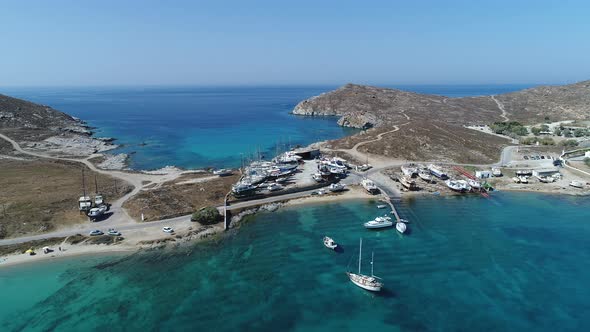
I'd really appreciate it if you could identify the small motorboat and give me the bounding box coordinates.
[323,236,338,250]
[398,218,410,223]
[376,204,387,209]
[364,216,393,229]
[396,222,407,234]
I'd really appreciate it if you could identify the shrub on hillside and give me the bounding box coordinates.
[191,206,221,225]
[559,139,579,147]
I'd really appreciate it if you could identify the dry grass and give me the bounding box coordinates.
[0,159,132,238]
[123,173,239,221]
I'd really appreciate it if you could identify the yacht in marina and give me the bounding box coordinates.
[364,215,393,229]
[347,238,383,292]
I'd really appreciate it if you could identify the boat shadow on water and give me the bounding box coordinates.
[334,245,344,253]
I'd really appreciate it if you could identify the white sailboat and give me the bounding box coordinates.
[346,238,383,292]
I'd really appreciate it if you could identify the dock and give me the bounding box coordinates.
[375,185,401,222]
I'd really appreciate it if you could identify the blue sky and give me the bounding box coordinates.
[1,0,589,86]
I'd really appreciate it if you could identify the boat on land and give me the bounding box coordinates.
[361,179,379,194]
[213,169,233,176]
[78,196,92,212]
[88,205,107,220]
[468,179,481,190]
[323,236,338,250]
[312,173,325,182]
[445,179,471,192]
[569,180,585,188]
[537,176,555,183]
[428,164,448,179]
[418,171,433,182]
[328,183,347,192]
[400,175,417,190]
[94,194,104,206]
[396,222,407,234]
[401,165,418,178]
[275,177,289,184]
[232,183,257,196]
[267,183,283,191]
[364,216,393,229]
[518,176,529,184]
[346,238,383,292]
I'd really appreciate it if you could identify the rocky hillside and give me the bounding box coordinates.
[491,80,590,123]
[293,81,590,129]
[294,80,590,163]
[0,94,115,156]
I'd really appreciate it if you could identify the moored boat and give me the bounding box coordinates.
[346,238,383,292]
[323,236,338,250]
[396,222,407,234]
[364,216,393,229]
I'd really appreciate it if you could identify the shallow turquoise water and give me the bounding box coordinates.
[1,192,589,331]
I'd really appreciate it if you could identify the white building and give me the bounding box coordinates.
[585,151,590,158]
[532,168,560,178]
[475,170,492,179]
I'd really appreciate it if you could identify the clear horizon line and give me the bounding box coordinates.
[0,81,576,90]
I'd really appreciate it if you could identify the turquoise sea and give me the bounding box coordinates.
[1,192,589,331]
[2,84,532,170]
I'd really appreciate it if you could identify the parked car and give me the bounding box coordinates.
[523,156,529,160]
[89,230,104,236]
[162,226,174,233]
[107,228,121,236]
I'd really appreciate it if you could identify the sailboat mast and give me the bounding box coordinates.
[82,168,86,197]
[94,174,98,194]
[371,251,374,276]
[358,238,362,274]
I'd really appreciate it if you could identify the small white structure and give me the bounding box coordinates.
[585,151,590,158]
[475,170,492,179]
[532,168,560,178]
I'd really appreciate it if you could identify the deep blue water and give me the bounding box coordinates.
[2,84,533,170]
[1,192,589,331]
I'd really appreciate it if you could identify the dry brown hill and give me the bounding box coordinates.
[293,81,590,163]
